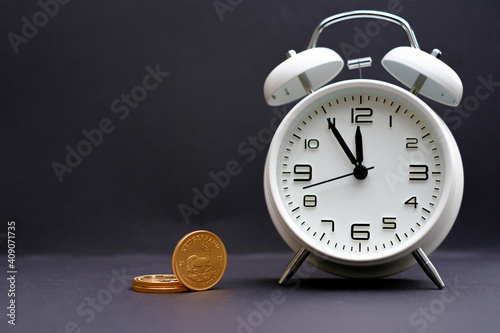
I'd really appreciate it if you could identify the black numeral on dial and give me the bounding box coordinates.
[351,223,370,240]
[409,164,429,181]
[406,138,418,149]
[293,164,312,182]
[321,219,335,232]
[303,195,317,207]
[382,217,397,229]
[351,107,373,124]
[304,139,319,149]
[405,196,418,208]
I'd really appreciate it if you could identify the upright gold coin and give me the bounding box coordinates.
[172,230,227,291]
[132,284,188,294]
[133,274,183,288]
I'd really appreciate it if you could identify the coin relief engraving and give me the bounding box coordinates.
[187,243,214,282]
[173,230,227,291]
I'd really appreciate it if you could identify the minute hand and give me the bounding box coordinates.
[327,118,357,166]
[303,166,375,190]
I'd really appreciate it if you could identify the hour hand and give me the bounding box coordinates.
[327,118,357,166]
[355,126,363,165]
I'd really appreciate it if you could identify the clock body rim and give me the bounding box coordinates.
[263,79,464,278]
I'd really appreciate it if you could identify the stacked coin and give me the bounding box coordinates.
[132,274,188,293]
[132,230,227,293]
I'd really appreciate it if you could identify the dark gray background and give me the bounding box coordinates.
[1,0,499,255]
[2,1,500,333]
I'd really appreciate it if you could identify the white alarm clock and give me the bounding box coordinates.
[263,10,463,288]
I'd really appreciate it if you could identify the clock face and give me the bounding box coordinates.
[266,80,461,264]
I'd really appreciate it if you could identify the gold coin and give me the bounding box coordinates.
[172,230,227,291]
[133,274,183,288]
[132,284,188,294]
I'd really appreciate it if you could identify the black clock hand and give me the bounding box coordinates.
[355,126,363,165]
[303,166,374,190]
[327,119,369,180]
[327,118,357,166]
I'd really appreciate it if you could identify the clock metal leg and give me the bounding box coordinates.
[412,248,445,289]
[278,247,311,285]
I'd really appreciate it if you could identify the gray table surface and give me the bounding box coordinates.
[2,250,499,333]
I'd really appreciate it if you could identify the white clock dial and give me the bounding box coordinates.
[265,79,463,277]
